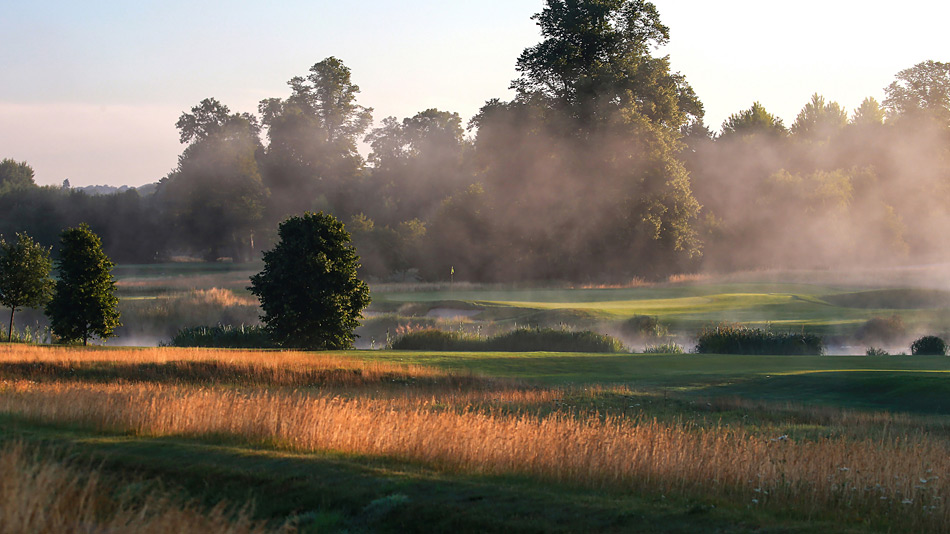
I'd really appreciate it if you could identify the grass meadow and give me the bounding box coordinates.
[4,343,950,532]
[6,265,950,530]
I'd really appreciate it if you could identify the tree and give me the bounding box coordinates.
[160,98,269,261]
[468,0,704,280]
[851,97,885,127]
[258,57,373,218]
[46,224,121,345]
[0,232,53,342]
[249,212,370,349]
[883,60,950,126]
[720,102,787,138]
[790,93,847,140]
[0,159,37,191]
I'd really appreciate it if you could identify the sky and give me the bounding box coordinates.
[2,0,948,187]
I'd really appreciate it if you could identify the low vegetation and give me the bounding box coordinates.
[911,335,947,356]
[0,440,281,533]
[168,324,275,349]
[390,327,625,353]
[695,323,824,355]
[4,344,950,532]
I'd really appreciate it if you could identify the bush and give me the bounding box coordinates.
[865,347,890,356]
[484,328,624,353]
[695,323,823,355]
[910,335,947,356]
[642,342,685,354]
[389,329,479,351]
[167,324,277,349]
[390,327,625,353]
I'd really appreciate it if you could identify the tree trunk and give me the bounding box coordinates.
[7,308,14,343]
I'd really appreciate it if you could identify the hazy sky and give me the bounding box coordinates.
[3,0,948,187]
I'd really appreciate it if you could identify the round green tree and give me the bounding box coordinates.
[249,212,370,350]
[46,224,121,345]
[0,232,54,342]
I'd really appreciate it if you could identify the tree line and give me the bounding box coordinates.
[2,0,949,282]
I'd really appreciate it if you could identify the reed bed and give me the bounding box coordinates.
[1,379,948,530]
[0,441,283,534]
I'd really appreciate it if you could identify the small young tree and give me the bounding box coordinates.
[46,224,121,345]
[249,212,370,350]
[0,232,54,342]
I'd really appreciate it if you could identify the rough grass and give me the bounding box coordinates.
[0,440,282,533]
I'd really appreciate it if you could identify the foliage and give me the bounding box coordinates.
[790,93,847,140]
[0,158,36,191]
[160,98,268,262]
[695,323,823,355]
[45,224,121,345]
[883,60,950,126]
[911,335,947,356]
[391,327,625,353]
[249,212,370,350]
[0,232,54,342]
[865,347,890,356]
[719,102,787,138]
[167,324,276,349]
[642,341,685,354]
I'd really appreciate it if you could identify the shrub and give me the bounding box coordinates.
[695,323,823,355]
[389,329,478,351]
[910,335,947,356]
[484,328,625,353]
[167,325,277,349]
[865,347,889,356]
[643,342,685,354]
[390,327,625,353]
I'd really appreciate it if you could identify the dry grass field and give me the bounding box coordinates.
[3,344,950,532]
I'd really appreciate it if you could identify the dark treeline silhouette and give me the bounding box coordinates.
[2,1,948,282]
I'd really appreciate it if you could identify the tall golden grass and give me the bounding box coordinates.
[0,441,283,534]
[1,378,947,530]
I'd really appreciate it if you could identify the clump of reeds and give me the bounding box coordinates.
[390,327,625,353]
[167,325,276,349]
[0,323,51,345]
[695,323,823,355]
[642,342,685,354]
[0,440,283,533]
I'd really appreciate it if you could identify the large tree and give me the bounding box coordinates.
[470,0,703,280]
[249,212,370,350]
[160,98,268,261]
[46,224,120,345]
[0,159,36,191]
[259,57,372,219]
[0,232,53,342]
[883,60,950,127]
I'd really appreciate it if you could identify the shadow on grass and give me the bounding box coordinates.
[691,372,950,415]
[0,414,834,534]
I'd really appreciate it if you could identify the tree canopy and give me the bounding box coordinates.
[249,212,370,350]
[0,232,53,342]
[46,224,120,345]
